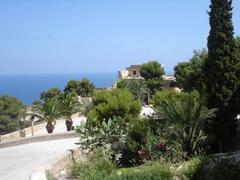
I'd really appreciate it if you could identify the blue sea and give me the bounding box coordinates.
[0,73,117,105]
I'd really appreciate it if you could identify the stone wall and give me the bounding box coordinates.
[0,122,45,142]
[0,120,65,142]
[118,70,129,79]
[126,65,141,78]
[0,131,78,149]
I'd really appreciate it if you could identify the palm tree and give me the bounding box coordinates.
[156,91,216,157]
[32,98,60,133]
[60,93,81,131]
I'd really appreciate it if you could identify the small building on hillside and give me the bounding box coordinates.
[116,64,181,104]
[162,75,176,89]
[118,65,144,80]
[118,65,176,89]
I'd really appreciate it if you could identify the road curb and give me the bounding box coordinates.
[0,131,78,149]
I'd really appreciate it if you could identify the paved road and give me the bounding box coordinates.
[26,115,86,137]
[0,138,79,180]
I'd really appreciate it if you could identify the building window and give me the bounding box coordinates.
[133,70,137,75]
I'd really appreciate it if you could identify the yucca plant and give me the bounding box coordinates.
[59,93,81,131]
[156,91,216,157]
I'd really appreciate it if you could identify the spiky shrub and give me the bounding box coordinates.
[34,98,60,133]
[154,91,216,158]
[33,98,60,122]
[59,93,80,119]
[41,98,60,122]
[76,117,129,163]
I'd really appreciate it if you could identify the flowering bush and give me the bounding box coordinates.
[139,128,182,163]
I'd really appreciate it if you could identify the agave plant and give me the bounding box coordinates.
[156,91,216,157]
[59,93,81,131]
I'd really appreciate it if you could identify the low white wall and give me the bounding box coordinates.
[0,131,78,149]
[0,122,46,142]
[0,120,66,142]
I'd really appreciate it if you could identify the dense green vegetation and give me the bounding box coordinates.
[36,97,60,133]
[174,37,240,94]
[40,88,61,101]
[116,79,148,103]
[72,156,240,180]
[64,78,96,97]
[59,93,81,131]
[1,0,239,179]
[71,154,240,180]
[0,96,26,135]
[70,158,173,180]
[173,1,240,153]
[87,89,141,125]
[140,60,165,95]
[235,37,240,116]
[69,0,240,179]
[76,117,128,163]
[32,93,83,133]
[202,0,239,152]
[154,91,216,157]
[174,49,207,92]
[75,89,215,169]
[29,78,95,133]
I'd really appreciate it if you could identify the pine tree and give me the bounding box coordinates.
[203,0,239,152]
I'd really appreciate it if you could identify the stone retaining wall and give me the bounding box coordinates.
[0,120,65,142]
[0,131,78,149]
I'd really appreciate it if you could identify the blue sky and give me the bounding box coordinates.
[0,0,239,74]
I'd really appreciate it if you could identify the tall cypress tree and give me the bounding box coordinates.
[203,0,239,152]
